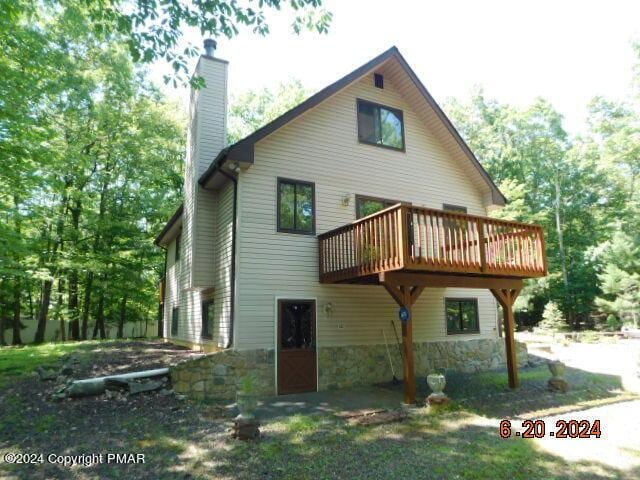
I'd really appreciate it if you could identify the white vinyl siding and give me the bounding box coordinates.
[234,72,499,350]
[163,182,234,348]
[213,181,234,347]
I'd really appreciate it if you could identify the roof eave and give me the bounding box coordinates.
[196,45,506,206]
[154,204,184,246]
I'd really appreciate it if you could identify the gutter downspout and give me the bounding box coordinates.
[218,169,237,349]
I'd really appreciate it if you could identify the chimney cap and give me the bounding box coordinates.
[203,39,217,57]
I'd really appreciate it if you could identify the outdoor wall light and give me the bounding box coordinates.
[341,194,351,207]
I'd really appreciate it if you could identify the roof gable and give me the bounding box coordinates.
[199,47,505,206]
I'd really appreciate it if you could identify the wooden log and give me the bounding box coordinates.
[66,368,169,398]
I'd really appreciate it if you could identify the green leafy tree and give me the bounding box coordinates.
[593,230,640,328]
[227,79,311,143]
[74,0,332,85]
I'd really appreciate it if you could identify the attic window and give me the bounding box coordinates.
[374,73,384,89]
[357,99,405,151]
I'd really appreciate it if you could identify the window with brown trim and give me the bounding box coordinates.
[201,299,214,339]
[277,178,315,234]
[357,99,405,151]
[443,204,467,214]
[445,298,479,335]
[355,195,400,219]
[443,204,468,230]
[171,307,179,336]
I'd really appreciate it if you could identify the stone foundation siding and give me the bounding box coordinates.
[170,349,274,400]
[318,338,528,390]
[170,339,527,399]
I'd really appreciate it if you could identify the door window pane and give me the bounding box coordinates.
[281,301,314,349]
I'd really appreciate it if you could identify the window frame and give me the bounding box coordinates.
[355,194,403,219]
[201,299,214,340]
[356,98,406,152]
[443,204,468,214]
[445,298,480,335]
[171,306,179,336]
[277,177,316,235]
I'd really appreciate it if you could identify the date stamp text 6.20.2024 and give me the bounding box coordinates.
[499,419,602,439]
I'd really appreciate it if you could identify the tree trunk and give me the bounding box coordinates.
[58,278,66,342]
[28,285,34,320]
[157,303,163,338]
[117,296,127,338]
[95,291,106,340]
[80,272,93,340]
[67,198,82,340]
[34,279,53,343]
[68,269,80,340]
[0,286,6,345]
[12,278,22,345]
[554,171,571,324]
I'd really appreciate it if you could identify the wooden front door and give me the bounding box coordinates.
[277,300,317,395]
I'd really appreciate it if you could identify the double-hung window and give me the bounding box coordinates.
[277,178,315,234]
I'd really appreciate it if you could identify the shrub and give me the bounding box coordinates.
[605,314,623,331]
[538,302,566,332]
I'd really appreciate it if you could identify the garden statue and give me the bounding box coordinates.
[426,373,450,406]
[548,360,568,392]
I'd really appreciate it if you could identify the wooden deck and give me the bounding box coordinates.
[318,204,547,284]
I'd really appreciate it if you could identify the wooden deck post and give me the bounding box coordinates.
[382,282,424,404]
[490,287,522,389]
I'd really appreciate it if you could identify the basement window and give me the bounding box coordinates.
[277,178,315,235]
[171,307,179,336]
[357,99,405,151]
[445,298,479,335]
[201,299,214,340]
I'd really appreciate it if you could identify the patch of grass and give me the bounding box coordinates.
[285,414,325,434]
[220,409,617,480]
[34,414,56,432]
[0,340,115,387]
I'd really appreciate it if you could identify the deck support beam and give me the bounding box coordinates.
[490,287,522,389]
[380,272,524,394]
[381,282,425,405]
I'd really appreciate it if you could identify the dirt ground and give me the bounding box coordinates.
[0,341,212,479]
[1,338,639,479]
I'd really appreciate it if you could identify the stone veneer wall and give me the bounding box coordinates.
[171,349,275,400]
[170,339,527,399]
[318,338,528,390]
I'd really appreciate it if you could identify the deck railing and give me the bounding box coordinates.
[318,204,547,283]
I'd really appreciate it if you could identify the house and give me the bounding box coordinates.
[156,42,547,403]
